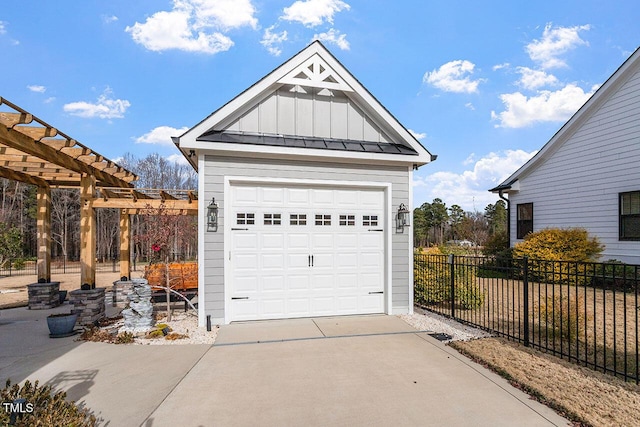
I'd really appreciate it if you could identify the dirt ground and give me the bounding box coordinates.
[0,271,144,309]
[452,337,640,427]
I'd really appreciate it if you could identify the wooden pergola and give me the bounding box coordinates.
[0,97,197,286]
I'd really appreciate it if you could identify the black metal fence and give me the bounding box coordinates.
[414,253,640,383]
[0,259,123,277]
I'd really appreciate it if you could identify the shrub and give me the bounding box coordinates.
[12,258,25,270]
[483,230,509,257]
[0,380,96,426]
[513,228,603,284]
[513,228,603,262]
[414,255,485,309]
[145,329,164,339]
[115,332,135,344]
[538,295,586,341]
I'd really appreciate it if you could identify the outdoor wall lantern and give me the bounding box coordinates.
[207,197,219,232]
[396,203,410,233]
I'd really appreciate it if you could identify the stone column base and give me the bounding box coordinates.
[70,288,106,326]
[27,282,61,310]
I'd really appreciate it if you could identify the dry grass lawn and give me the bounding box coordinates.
[451,337,640,427]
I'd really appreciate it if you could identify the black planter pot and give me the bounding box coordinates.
[47,313,78,338]
[58,290,68,305]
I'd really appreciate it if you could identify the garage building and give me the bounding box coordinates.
[174,41,435,325]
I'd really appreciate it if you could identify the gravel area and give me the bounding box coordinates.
[399,307,493,342]
[88,306,489,345]
[94,311,218,345]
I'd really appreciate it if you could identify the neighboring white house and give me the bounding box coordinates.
[491,47,640,264]
[174,41,435,326]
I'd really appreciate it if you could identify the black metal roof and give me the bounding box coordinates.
[197,130,419,155]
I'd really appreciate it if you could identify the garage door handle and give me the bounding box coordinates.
[231,228,249,231]
[308,255,311,266]
[369,291,384,294]
[231,297,249,300]
[311,255,314,266]
[368,229,384,232]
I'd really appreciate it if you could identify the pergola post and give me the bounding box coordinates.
[36,185,51,282]
[80,174,96,287]
[119,210,131,280]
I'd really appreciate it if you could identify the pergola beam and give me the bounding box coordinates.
[0,125,133,188]
[91,198,198,211]
[0,166,49,187]
[0,112,34,128]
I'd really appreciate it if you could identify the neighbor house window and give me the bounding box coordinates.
[516,203,533,239]
[620,191,640,240]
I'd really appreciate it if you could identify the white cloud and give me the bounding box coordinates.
[103,15,119,24]
[135,126,189,145]
[465,102,475,111]
[463,153,476,165]
[491,83,598,128]
[44,97,56,104]
[282,0,350,27]
[27,85,46,93]
[493,63,510,71]
[0,21,6,34]
[63,88,131,119]
[167,153,190,165]
[413,149,537,211]
[526,23,590,69]
[126,0,257,54]
[423,60,483,94]
[312,28,349,50]
[190,0,258,30]
[408,129,426,140]
[261,25,287,56]
[516,67,559,90]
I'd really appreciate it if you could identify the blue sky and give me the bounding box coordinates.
[2,1,639,211]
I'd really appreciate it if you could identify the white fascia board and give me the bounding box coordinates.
[180,139,431,166]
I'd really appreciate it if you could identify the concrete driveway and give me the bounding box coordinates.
[1,309,569,426]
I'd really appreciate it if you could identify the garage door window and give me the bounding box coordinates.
[315,214,331,226]
[290,214,307,225]
[237,213,255,225]
[339,214,356,226]
[264,213,281,225]
[363,215,378,226]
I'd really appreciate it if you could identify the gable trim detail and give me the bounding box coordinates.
[176,41,434,167]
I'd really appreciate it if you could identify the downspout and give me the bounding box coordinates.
[498,190,510,247]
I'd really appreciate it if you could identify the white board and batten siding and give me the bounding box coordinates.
[201,155,411,324]
[224,85,391,143]
[509,67,640,264]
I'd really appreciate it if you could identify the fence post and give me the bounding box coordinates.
[523,256,530,347]
[449,254,455,318]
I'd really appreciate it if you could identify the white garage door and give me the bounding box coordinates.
[228,184,386,322]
